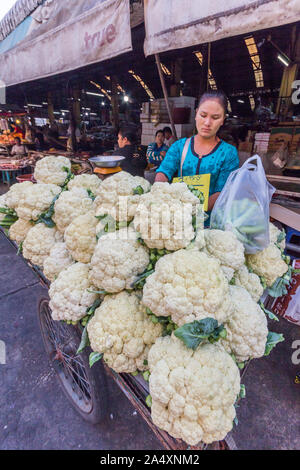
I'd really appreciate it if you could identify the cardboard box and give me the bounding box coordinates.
[268,127,293,152]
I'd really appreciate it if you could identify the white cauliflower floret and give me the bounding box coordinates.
[89,228,149,293]
[64,211,98,263]
[9,219,34,244]
[49,263,98,321]
[221,266,235,282]
[23,224,63,267]
[67,174,101,194]
[221,286,268,362]
[203,229,245,271]
[94,171,151,222]
[246,244,288,287]
[269,222,285,250]
[43,242,74,282]
[53,187,94,233]
[142,250,232,326]
[34,155,71,186]
[87,291,163,373]
[0,194,8,223]
[15,183,61,221]
[148,335,240,445]
[234,265,264,302]
[133,182,201,251]
[5,182,33,210]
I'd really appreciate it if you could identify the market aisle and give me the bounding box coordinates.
[228,316,300,450]
[0,232,163,450]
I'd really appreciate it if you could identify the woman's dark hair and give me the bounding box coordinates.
[14,137,21,144]
[118,125,137,144]
[155,129,164,137]
[163,126,172,135]
[198,90,228,115]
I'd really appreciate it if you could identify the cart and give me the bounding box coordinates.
[1,229,251,451]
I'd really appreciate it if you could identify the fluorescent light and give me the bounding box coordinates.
[61,110,69,113]
[237,99,244,104]
[86,92,104,97]
[27,104,42,108]
[90,113,97,116]
[277,54,290,67]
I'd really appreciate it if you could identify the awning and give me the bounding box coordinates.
[144,0,300,56]
[0,0,132,88]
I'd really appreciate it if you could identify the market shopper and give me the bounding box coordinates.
[10,137,28,157]
[146,129,169,166]
[163,126,176,147]
[155,90,239,212]
[113,125,147,176]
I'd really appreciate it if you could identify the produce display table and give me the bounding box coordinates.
[0,228,252,451]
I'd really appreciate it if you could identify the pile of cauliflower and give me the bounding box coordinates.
[0,157,289,447]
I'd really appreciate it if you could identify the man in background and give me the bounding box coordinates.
[113,125,147,176]
[163,126,176,147]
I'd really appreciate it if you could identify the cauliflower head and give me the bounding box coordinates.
[43,242,74,282]
[203,229,245,271]
[53,187,94,233]
[34,155,71,186]
[9,219,34,244]
[0,194,8,223]
[23,224,63,267]
[142,250,232,326]
[89,227,149,293]
[87,291,163,373]
[221,286,268,362]
[234,265,264,302]
[269,222,285,250]
[64,211,98,263]
[49,262,98,321]
[148,335,240,445]
[94,171,151,222]
[5,182,33,210]
[246,243,288,287]
[133,182,201,251]
[15,183,61,221]
[67,174,101,194]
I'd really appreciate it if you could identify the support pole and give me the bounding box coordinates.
[155,53,178,141]
[47,91,55,125]
[111,75,119,131]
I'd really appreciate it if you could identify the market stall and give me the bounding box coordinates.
[0,154,294,449]
[0,0,299,451]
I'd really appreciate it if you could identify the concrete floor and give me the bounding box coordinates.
[0,201,299,450]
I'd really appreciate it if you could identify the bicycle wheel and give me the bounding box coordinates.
[38,297,107,423]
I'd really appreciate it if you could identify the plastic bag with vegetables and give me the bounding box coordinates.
[210,155,275,254]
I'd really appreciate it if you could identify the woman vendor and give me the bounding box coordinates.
[155,90,239,213]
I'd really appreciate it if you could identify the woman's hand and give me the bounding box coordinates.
[208,192,220,211]
[155,172,169,183]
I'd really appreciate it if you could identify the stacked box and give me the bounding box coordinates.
[268,127,293,152]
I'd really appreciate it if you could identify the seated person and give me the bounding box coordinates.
[146,130,169,166]
[113,125,147,177]
[163,126,176,147]
[11,137,28,157]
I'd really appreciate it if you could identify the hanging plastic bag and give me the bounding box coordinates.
[210,155,275,254]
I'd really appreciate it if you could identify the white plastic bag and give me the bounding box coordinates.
[210,155,275,254]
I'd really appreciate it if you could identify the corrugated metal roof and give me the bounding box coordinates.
[0,0,44,41]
